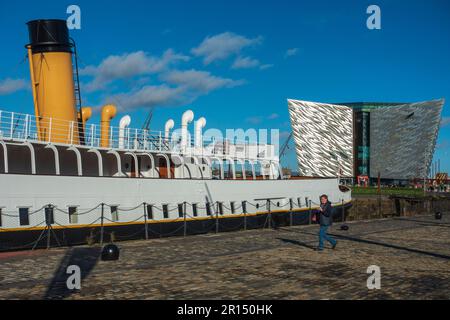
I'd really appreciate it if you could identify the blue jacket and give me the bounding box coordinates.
[319,201,333,226]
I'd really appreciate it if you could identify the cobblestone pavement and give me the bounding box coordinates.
[0,214,449,300]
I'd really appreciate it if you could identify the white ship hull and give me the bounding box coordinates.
[0,174,351,250]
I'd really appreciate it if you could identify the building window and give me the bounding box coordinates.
[230,202,235,214]
[162,204,169,219]
[110,206,119,222]
[192,203,198,217]
[68,206,78,224]
[178,203,184,218]
[206,202,211,216]
[146,204,153,220]
[19,208,30,226]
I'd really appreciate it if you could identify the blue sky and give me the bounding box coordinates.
[0,0,449,173]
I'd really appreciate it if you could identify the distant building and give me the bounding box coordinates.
[287,99,445,180]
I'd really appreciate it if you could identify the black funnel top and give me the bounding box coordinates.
[26,19,72,53]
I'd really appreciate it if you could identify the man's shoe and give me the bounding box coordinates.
[314,247,324,252]
[332,242,337,250]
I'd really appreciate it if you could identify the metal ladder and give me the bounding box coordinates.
[70,38,85,144]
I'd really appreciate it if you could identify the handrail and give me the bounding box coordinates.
[0,109,278,162]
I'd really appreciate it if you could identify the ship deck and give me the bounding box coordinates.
[0,213,449,299]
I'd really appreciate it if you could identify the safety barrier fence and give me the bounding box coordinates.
[0,198,349,251]
[0,110,273,160]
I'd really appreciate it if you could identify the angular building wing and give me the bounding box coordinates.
[288,98,444,179]
[370,99,444,179]
[288,99,354,177]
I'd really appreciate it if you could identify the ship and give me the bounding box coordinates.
[0,19,352,251]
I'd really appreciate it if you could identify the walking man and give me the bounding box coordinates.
[315,194,337,251]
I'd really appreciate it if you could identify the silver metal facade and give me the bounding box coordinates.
[370,99,444,179]
[288,98,445,179]
[288,99,354,177]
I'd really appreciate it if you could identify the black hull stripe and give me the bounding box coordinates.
[0,203,352,252]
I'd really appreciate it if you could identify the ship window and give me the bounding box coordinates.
[206,202,211,216]
[68,206,78,224]
[178,203,184,218]
[146,204,153,220]
[19,208,29,226]
[192,203,198,217]
[162,205,169,219]
[110,206,119,222]
[230,202,235,214]
[218,202,223,215]
[242,201,247,214]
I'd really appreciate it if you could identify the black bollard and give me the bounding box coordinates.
[340,224,349,231]
[435,212,442,220]
[101,244,120,261]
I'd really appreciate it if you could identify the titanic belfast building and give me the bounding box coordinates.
[287,99,445,180]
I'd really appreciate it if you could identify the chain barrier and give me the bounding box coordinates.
[0,197,349,250]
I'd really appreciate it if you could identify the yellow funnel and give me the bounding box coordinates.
[26,19,79,144]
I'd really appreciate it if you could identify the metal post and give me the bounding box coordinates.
[100,203,104,245]
[46,205,51,249]
[243,201,247,231]
[69,121,74,144]
[183,201,187,238]
[110,126,114,148]
[215,201,219,234]
[48,118,52,143]
[289,198,293,227]
[24,114,29,139]
[342,199,345,222]
[143,202,149,240]
[308,199,312,224]
[267,200,271,229]
[159,132,162,151]
[90,124,94,147]
[10,112,14,138]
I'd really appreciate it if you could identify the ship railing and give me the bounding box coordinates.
[0,110,277,161]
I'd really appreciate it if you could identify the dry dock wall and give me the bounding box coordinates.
[347,195,450,221]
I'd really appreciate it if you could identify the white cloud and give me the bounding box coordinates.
[110,69,245,111]
[161,69,244,93]
[246,113,280,124]
[440,117,450,128]
[109,85,186,111]
[284,48,299,58]
[0,78,27,95]
[245,116,263,125]
[232,56,260,69]
[259,64,274,70]
[191,32,263,65]
[80,49,190,92]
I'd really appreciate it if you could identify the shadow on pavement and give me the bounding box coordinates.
[329,233,450,261]
[43,246,102,299]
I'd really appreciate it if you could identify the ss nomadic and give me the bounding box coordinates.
[0,19,351,251]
